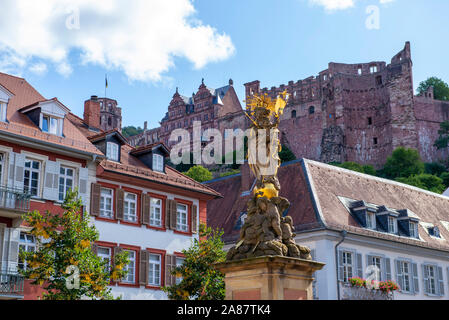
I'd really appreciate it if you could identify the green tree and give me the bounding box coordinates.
[382,147,425,179]
[425,162,447,176]
[434,121,449,150]
[396,174,446,194]
[122,126,143,138]
[417,77,449,101]
[163,225,226,300]
[279,145,296,163]
[184,165,213,182]
[19,189,129,300]
[331,162,376,175]
[441,172,449,188]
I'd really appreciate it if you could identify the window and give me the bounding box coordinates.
[97,247,111,270]
[153,154,164,172]
[400,261,411,293]
[428,226,440,238]
[106,142,119,161]
[176,203,188,232]
[0,153,3,184]
[148,254,161,286]
[150,198,162,227]
[59,166,74,201]
[291,110,297,118]
[366,212,376,230]
[18,233,36,271]
[373,137,378,145]
[0,102,7,122]
[388,216,397,233]
[409,222,419,238]
[309,106,315,114]
[424,265,437,295]
[376,75,382,85]
[342,251,353,282]
[100,188,113,218]
[122,250,136,283]
[357,67,362,75]
[24,159,40,196]
[368,117,372,125]
[123,193,137,222]
[42,115,59,135]
[367,256,382,281]
[176,257,185,285]
[370,65,378,73]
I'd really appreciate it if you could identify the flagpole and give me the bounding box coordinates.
[105,74,107,98]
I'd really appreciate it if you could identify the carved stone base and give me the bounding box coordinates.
[215,255,324,300]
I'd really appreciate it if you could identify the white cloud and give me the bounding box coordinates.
[29,62,48,76]
[0,0,235,81]
[309,0,395,11]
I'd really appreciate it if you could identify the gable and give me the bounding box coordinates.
[0,84,13,103]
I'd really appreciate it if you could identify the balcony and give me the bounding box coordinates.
[340,283,394,300]
[0,272,24,300]
[0,186,31,214]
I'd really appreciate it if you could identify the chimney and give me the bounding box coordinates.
[84,96,101,129]
[240,161,255,193]
[144,121,148,131]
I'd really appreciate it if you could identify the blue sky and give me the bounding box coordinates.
[2,0,449,129]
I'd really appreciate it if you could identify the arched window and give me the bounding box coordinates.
[309,106,315,114]
[291,110,297,118]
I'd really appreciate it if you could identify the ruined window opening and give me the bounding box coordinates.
[291,110,296,118]
[309,106,315,114]
[368,117,373,125]
[376,76,382,85]
[370,65,378,74]
[357,66,362,76]
[373,137,378,145]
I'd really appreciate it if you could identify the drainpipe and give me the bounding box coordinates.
[335,230,347,300]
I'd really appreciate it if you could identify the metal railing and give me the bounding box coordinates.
[0,272,24,295]
[0,186,31,212]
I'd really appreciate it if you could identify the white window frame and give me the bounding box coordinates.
[153,154,164,172]
[58,166,74,202]
[100,188,113,218]
[106,142,119,161]
[122,250,136,284]
[175,257,185,285]
[388,216,397,234]
[400,261,412,293]
[24,159,41,197]
[342,251,353,282]
[18,233,36,271]
[409,221,419,238]
[366,212,376,230]
[124,192,137,222]
[148,253,161,286]
[0,102,7,122]
[40,113,63,136]
[149,197,162,227]
[176,203,188,232]
[97,247,111,270]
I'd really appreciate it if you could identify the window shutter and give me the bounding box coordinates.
[0,224,5,272]
[7,228,19,271]
[412,263,419,294]
[13,153,26,191]
[7,152,15,189]
[90,183,101,216]
[191,205,198,234]
[165,199,171,229]
[395,260,404,292]
[356,253,363,278]
[384,258,392,281]
[422,264,429,294]
[437,266,444,296]
[78,167,89,208]
[337,250,344,281]
[170,200,178,230]
[115,188,124,220]
[142,194,150,225]
[43,160,60,201]
[139,250,148,286]
[165,254,175,286]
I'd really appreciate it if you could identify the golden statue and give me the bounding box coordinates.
[226,91,311,261]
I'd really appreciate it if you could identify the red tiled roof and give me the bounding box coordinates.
[206,158,449,251]
[0,72,102,156]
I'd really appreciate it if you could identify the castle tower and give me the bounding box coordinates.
[85,97,122,132]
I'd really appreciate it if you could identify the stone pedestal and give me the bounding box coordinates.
[215,255,325,300]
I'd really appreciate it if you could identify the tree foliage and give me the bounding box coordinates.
[417,77,449,101]
[184,165,213,182]
[331,162,376,175]
[382,147,425,179]
[441,172,449,188]
[163,225,226,300]
[121,126,144,138]
[279,145,296,163]
[19,189,129,300]
[396,174,446,194]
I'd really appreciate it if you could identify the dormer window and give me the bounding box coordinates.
[42,114,59,135]
[388,216,397,234]
[106,142,119,161]
[366,212,376,230]
[428,226,440,238]
[0,101,7,122]
[153,154,163,172]
[409,222,419,239]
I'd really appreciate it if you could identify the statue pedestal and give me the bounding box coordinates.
[215,256,325,300]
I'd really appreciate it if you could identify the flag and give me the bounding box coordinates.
[105,75,108,88]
